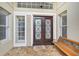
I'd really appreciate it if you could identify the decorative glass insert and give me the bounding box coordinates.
[45,19,51,39]
[35,19,41,39]
[16,16,25,43]
[17,2,53,9]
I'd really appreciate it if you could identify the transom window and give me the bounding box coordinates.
[17,2,53,9]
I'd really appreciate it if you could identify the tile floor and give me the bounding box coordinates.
[5,45,64,56]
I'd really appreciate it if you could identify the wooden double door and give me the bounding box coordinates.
[33,16,53,45]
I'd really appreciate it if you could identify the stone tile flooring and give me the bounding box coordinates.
[5,45,63,56]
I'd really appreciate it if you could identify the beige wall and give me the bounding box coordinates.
[53,2,67,14]
[0,2,14,55]
[26,15,32,46]
[67,3,79,42]
[54,2,79,42]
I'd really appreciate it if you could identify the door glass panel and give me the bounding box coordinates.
[45,19,51,39]
[35,19,41,39]
[16,16,25,43]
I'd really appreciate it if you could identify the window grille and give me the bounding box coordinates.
[17,2,53,9]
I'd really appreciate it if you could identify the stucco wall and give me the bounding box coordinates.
[54,2,79,42]
[26,15,32,46]
[0,2,13,55]
[67,2,79,42]
[53,2,67,14]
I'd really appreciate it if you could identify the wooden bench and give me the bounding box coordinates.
[53,37,79,56]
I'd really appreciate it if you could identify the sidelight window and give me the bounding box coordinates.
[0,7,10,40]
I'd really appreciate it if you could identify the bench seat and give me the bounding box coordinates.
[54,38,79,56]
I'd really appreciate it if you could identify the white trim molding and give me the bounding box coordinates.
[14,11,56,46]
[14,12,27,47]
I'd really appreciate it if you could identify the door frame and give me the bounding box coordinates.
[14,13,27,47]
[13,11,56,46]
[31,12,56,46]
[33,16,53,45]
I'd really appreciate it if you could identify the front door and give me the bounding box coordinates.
[33,16,53,45]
